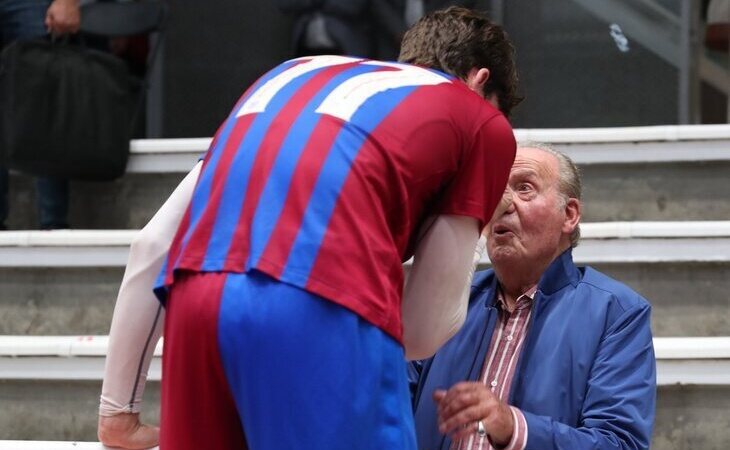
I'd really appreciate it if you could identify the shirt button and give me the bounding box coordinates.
[490,380,498,387]
[506,335,514,341]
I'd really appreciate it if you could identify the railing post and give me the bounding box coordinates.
[678,0,701,124]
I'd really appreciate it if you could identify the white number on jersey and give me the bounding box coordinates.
[236,57,450,121]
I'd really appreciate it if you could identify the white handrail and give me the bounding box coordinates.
[2,335,727,360]
[2,222,730,267]
[2,222,728,248]
[513,124,730,143]
[0,221,728,244]
[0,441,156,450]
[124,125,730,172]
[0,230,137,247]
[1,336,728,385]
[0,336,161,357]
[129,125,730,154]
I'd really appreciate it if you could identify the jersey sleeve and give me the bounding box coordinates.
[435,113,516,229]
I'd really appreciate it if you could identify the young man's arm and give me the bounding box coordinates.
[401,214,480,361]
[97,161,201,449]
[402,189,511,361]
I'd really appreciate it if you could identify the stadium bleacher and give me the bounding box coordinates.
[1,124,729,447]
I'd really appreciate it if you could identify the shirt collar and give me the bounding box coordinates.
[496,284,537,312]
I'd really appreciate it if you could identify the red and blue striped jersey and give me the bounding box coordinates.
[155,55,515,341]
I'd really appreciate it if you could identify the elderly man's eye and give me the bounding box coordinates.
[517,183,532,192]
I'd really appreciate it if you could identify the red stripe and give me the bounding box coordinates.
[224,63,357,272]
[161,272,247,449]
[255,117,344,278]
[177,116,255,271]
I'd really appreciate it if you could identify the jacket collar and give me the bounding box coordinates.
[471,248,581,305]
[536,248,581,295]
[470,268,499,307]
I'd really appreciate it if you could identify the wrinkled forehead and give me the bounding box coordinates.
[510,147,560,182]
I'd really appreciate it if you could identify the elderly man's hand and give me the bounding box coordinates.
[98,413,159,449]
[433,382,514,445]
[45,0,80,36]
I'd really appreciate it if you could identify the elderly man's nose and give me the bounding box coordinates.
[503,189,515,213]
[490,189,513,223]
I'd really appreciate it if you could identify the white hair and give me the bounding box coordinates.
[517,141,582,248]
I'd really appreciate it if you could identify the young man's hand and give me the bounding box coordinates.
[98,413,159,449]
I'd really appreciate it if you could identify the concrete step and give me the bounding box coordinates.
[0,267,122,336]
[0,336,728,447]
[0,380,160,442]
[2,262,725,337]
[0,338,161,442]
[1,222,729,336]
[5,125,730,229]
[1,386,728,448]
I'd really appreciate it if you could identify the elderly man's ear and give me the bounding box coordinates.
[562,198,581,235]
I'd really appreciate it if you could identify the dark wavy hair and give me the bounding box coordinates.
[398,6,522,117]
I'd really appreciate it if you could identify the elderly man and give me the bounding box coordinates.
[411,143,656,450]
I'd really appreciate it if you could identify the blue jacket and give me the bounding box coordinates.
[411,250,656,450]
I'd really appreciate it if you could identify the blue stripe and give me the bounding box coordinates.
[282,85,418,283]
[201,67,332,268]
[152,257,169,302]
[166,60,300,272]
[248,64,380,267]
[172,115,236,266]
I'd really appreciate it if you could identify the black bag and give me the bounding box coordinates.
[0,38,140,180]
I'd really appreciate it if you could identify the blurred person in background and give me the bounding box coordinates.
[369,0,489,60]
[705,0,729,53]
[0,0,78,230]
[276,0,492,61]
[276,0,373,57]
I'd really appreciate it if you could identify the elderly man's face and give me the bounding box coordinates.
[487,147,569,267]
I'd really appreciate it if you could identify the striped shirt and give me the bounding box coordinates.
[451,286,535,450]
[154,55,515,342]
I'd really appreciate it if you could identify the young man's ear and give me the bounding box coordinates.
[466,68,500,108]
[465,68,491,94]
